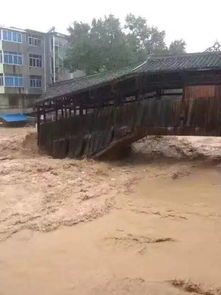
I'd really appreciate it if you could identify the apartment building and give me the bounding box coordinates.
[0,26,72,114]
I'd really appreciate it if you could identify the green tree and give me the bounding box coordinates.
[125,14,167,63]
[168,39,186,55]
[65,15,131,74]
[64,22,98,74]
[65,14,187,75]
[90,15,131,72]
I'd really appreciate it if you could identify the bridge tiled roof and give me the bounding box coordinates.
[136,52,221,73]
[39,67,133,102]
[39,52,221,102]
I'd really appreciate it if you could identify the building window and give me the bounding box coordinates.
[28,35,41,46]
[0,51,2,63]
[2,30,22,43]
[0,74,3,86]
[29,54,42,67]
[4,52,22,65]
[30,75,42,88]
[5,75,23,87]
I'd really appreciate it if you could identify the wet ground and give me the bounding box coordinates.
[1,128,221,294]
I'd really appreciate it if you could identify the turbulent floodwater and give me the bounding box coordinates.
[1,128,221,294]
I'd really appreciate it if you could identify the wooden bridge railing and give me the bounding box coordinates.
[37,87,221,158]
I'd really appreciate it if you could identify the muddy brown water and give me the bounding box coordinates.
[0,160,221,294]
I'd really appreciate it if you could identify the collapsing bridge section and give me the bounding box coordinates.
[36,52,221,158]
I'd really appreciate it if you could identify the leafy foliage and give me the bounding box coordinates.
[168,39,186,55]
[65,14,187,75]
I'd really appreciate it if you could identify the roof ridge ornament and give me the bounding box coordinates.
[205,41,221,52]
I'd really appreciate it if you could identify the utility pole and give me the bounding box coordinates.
[53,34,56,83]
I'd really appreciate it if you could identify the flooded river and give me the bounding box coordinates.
[0,128,221,294]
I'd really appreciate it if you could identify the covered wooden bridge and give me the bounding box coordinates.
[36,52,221,158]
